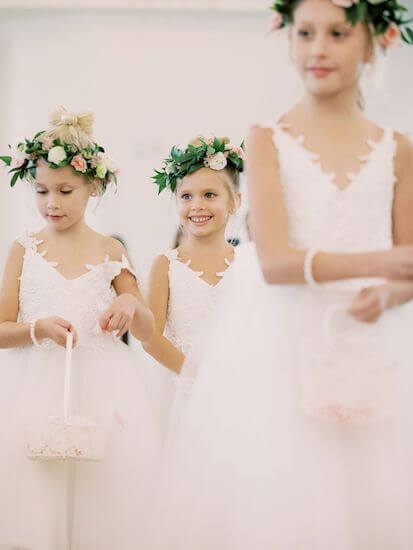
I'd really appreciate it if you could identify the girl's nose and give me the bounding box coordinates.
[47,194,60,209]
[310,33,329,57]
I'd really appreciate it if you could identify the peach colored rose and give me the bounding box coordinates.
[12,157,25,168]
[71,154,87,173]
[270,12,283,30]
[378,23,401,48]
[231,146,246,160]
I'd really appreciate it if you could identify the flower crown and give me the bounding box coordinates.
[0,107,118,192]
[153,136,245,194]
[271,0,413,46]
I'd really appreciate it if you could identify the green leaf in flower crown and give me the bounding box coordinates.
[10,171,20,187]
[406,26,413,42]
[346,4,359,25]
[213,138,226,153]
[0,156,12,166]
[357,2,367,21]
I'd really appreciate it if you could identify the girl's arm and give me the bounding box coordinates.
[101,239,155,343]
[0,242,75,348]
[0,241,32,347]
[350,133,413,322]
[246,126,413,285]
[142,255,184,374]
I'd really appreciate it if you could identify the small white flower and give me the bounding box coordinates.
[48,146,67,164]
[225,142,235,151]
[165,162,174,175]
[207,152,227,171]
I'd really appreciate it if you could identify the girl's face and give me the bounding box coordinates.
[177,168,238,240]
[34,159,94,232]
[290,0,372,99]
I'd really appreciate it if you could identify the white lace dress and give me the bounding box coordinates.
[146,125,413,550]
[145,248,234,439]
[0,234,161,550]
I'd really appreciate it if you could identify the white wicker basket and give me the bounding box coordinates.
[26,332,106,461]
[299,305,399,426]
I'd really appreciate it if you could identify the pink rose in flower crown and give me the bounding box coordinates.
[270,12,283,30]
[71,154,87,173]
[41,136,54,152]
[378,23,401,48]
[231,146,246,160]
[90,155,99,169]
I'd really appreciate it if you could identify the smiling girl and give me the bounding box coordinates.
[144,136,243,375]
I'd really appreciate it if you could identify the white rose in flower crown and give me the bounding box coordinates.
[97,152,117,173]
[207,152,227,171]
[48,146,67,165]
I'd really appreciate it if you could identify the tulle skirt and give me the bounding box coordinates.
[146,242,413,550]
[0,335,161,550]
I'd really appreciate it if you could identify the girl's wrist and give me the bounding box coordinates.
[357,251,385,279]
[33,318,47,341]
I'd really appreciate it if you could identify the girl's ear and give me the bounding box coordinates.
[90,180,99,197]
[230,192,242,214]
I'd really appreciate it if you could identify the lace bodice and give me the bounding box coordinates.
[17,234,136,345]
[163,249,234,355]
[271,124,396,254]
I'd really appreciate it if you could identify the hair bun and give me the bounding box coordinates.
[46,106,94,149]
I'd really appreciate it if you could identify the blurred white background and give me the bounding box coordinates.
[0,0,412,274]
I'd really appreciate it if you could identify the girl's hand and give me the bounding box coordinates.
[348,286,390,323]
[380,246,413,280]
[99,293,138,338]
[36,317,78,347]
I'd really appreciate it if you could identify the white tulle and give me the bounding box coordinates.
[0,234,161,550]
[142,248,235,439]
[145,125,413,550]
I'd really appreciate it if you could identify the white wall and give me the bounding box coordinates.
[0,5,412,272]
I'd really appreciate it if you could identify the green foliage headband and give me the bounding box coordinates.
[271,0,413,45]
[153,136,245,194]
[0,107,118,192]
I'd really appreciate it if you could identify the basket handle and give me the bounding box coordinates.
[63,331,73,421]
[322,304,350,342]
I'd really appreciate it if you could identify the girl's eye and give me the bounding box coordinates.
[181,193,192,200]
[35,189,47,195]
[297,28,312,39]
[205,192,216,199]
[61,190,73,195]
[332,29,347,39]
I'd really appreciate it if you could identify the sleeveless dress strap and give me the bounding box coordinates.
[163,249,179,262]
[16,232,43,251]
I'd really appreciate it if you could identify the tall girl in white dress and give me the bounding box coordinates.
[0,108,160,550]
[143,136,243,435]
[147,2,413,549]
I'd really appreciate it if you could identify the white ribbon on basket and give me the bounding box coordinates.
[63,331,73,421]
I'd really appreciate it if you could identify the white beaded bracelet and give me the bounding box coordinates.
[29,321,40,347]
[304,248,320,287]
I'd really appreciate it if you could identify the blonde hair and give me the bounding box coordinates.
[40,106,94,149]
